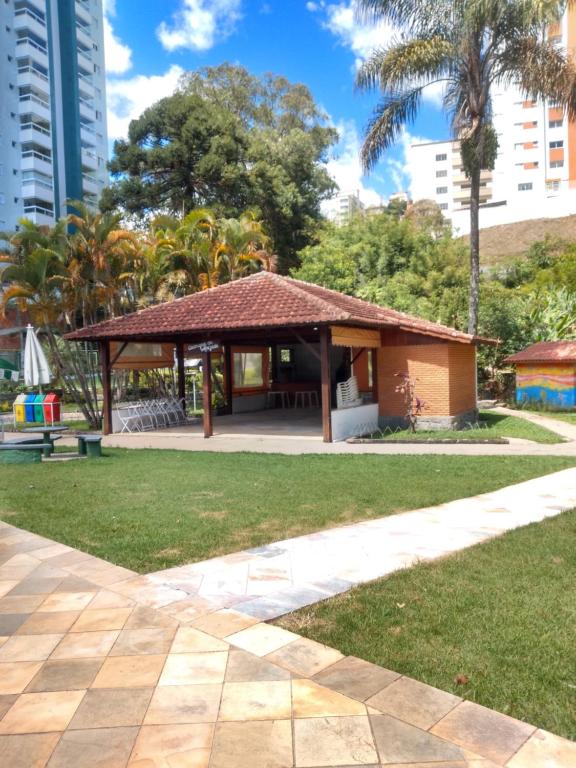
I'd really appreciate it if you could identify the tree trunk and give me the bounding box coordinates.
[467,165,481,335]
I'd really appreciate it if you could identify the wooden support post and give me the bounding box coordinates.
[176,341,186,415]
[224,345,233,415]
[202,350,213,438]
[100,341,112,435]
[270,343,278,385]
[371,348,379,404]
[320,327,332,443]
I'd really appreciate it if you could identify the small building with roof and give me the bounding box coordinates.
[66,272,494,441]
[506,341,576,409]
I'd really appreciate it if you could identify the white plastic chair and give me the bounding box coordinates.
[117,404,143,433]
[336,376,363,409]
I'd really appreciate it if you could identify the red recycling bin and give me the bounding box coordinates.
[43,393,61,425]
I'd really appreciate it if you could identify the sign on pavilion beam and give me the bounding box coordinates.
[187,342,220,354]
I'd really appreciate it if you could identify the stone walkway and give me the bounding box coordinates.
[1,522,575,766]
[146,468,576,621]
[1,472,576,765]
[493,406,576,441]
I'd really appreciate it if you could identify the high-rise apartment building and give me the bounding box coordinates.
[410,8,576,235]
[324,190,365,226]
[0,0,108,231]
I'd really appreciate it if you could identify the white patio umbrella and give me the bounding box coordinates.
[24,324,52,388]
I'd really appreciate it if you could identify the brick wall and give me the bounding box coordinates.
[351,348,370,391]
[448,344,477,413]
[0,309,22,352]
[378,342,477,417]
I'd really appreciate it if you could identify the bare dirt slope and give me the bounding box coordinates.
[460,214,576,264]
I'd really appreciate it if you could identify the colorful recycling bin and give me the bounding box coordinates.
[13,393,27,424]
[33,393,46,423]
[24,393,37,423]
[43,393,61,425]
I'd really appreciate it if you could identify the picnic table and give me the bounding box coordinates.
[22,425,69,457]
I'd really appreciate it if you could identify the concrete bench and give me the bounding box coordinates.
[0,443,53,464]
[77,434,103,458]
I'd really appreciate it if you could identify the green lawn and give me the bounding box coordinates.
[529,411,576,426]
[1,449,575,572]
[368,411,563,443]
[279,510,576,740]
[13,420,93,432]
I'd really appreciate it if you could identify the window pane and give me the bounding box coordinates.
[234,352,264,388]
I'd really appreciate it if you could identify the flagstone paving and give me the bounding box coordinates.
[0,471,575,765]
[146,468,576,621]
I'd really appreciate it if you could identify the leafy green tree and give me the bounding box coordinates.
[293,209,467,314]
[103,93,249,218]
[526,288,576,341]
[103,65,338,270]
[354,0,576,333]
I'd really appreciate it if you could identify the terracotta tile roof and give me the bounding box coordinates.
[65,272,488,344]
[505,341,576,364]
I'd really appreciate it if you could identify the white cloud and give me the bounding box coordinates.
[103,17,132,74]
[309,1,444,105]
[322,120,383,213]
[102,2,183,141]
[106,65,185,140]
[157,0,242,52]
[324,2,395,65]
[387,129,436,200]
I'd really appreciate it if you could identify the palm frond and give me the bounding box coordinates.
[356,0,453,35]
[361,87,423,171]
[495,37,576,119]
[356,36,452,94]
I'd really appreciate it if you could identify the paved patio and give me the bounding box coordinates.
[1,472,576,765]
[69,406,576,456]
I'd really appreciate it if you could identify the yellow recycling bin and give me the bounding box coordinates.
[13,393,27,424]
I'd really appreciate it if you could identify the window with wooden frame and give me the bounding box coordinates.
[232,347,269,392]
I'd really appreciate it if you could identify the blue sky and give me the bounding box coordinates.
[104,0,449,205]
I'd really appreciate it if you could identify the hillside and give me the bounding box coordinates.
[460,214,576,265]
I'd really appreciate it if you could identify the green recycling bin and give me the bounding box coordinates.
[33,393,46,423]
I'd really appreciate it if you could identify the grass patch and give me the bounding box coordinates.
[529,411,576,426]
[0,449,575,572]
[279,510,576,740]
[364,411,563,444]
[13,420,93,432]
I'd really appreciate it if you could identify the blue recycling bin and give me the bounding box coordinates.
[24,393,37,423]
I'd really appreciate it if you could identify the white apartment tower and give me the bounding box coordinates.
[410,9,576,234]
[0,0,108,231]
[325,191,365,226]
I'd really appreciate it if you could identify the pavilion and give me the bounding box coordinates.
[66,272,493,442]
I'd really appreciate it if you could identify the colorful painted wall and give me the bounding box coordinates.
[516,364,576,408]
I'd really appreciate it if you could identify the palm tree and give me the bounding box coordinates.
[174,209,276,290]
[0,248,68,328]
[66,200,137,322]
[355,0,576,333]
[0,218,68,268]
[217,211,277,282]
[120,223,188,307]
